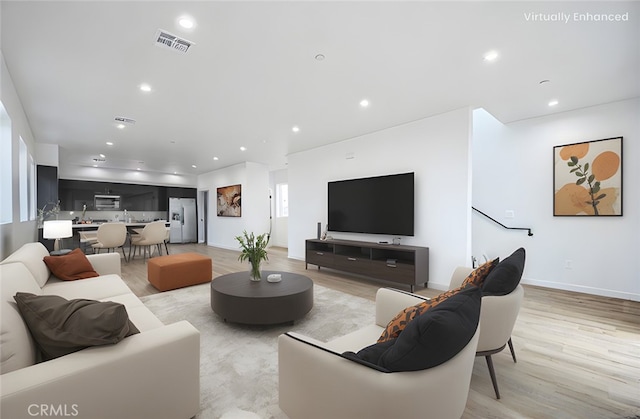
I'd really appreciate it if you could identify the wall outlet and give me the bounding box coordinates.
[505,210,515,218]
[564,260,573,269]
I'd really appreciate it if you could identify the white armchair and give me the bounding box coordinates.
[278,287,481,419]
[450,263,524,399]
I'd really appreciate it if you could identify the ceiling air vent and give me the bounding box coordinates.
[154,29,194,54]
[115,117,136,125]
[92,158,106,162]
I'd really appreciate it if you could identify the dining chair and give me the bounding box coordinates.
[91,222,128,261]
[129,221,168,261]
[78,230,98,253]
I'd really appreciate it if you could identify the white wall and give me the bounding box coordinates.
[35,143,58,167]
[472,98,639,301]
[0,53,38,259]
[197,162,270,250]
[288,108,473,290]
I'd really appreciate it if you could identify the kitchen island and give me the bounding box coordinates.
[38,221,170,252]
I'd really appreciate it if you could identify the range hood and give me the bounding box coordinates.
[94,194,121,210]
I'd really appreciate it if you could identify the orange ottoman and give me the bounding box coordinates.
[147,253,212,292]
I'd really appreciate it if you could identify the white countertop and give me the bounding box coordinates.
[39,222,169,229]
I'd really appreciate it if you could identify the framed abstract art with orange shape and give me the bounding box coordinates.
[553,137,622,216]
[217,184,242,217]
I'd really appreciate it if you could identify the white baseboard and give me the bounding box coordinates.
[426,277,639,301]
[284,258,640,302]
[522,278,640,302]
[206,242,238,252]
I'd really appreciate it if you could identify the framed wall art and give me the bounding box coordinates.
[553,136,622,216]
[217,184,241,217]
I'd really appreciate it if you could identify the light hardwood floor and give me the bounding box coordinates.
[120,243,640,419]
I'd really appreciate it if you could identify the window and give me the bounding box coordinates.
[19,136,28,221]
[18,136,36,222]
[0,101,11,224]
[276,183,288,217]
[29,152,36,220]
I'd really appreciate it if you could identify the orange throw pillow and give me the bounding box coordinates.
[378,285,469,343]
[461,258,499,288]
[43,248,99,281]
[377,304,422,343]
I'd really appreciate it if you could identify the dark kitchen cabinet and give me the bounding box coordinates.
[58,180,97,211]
[37,165,58,210]
[121,184,160,211]
[58,180,195,211]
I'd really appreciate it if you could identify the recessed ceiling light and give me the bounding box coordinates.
[136,168,141,171]
[548,99,559,107]
[93,164,98,168]
[174,171,178,175]
[106,141,113,146]
[240,146,247,151]
[178,16,195,29]
[483,50,499,62]
[117,124,125,129]
[315,54,325,61]
[292,126,300,133]
[139,83,152,92]
[360,99,370,108]
[191,164,197,168]
[99,154,105,158]
[213,156,219,160]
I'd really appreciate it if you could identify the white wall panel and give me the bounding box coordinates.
[197,162,270,252]
[288,108,473,290]
[472,99,639,301]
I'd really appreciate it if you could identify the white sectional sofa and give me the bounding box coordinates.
[0,242,200,419]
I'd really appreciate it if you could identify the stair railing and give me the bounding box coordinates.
[472,207,533,236]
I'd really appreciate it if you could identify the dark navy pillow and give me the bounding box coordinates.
[482,248,526,296]
[350,286,481,372]
[348,338,395,367]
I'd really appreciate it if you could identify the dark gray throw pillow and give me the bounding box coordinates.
[346,338,395,369]
[482,247,526,296]
[14,292,139,361]
[353,285,481,372]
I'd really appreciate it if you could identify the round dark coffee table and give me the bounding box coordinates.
[210,270,313,325]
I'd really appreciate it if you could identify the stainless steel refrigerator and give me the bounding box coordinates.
[169,198,197,243]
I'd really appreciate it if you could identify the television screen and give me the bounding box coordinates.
[328,172,414,236]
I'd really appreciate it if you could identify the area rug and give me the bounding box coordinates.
[140,282,375,419]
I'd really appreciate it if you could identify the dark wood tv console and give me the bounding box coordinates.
[305,239,429,292]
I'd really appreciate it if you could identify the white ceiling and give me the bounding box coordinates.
[2,1,639,176]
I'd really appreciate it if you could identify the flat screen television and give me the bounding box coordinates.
[328,172,414,236]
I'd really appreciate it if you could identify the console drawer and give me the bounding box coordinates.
[370,260,415,284]
[333,255,371,275]
[306,250,334,267]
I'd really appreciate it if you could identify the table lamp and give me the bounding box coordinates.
[43,220,73,252]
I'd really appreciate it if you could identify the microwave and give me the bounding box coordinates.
[94,194,121,210]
